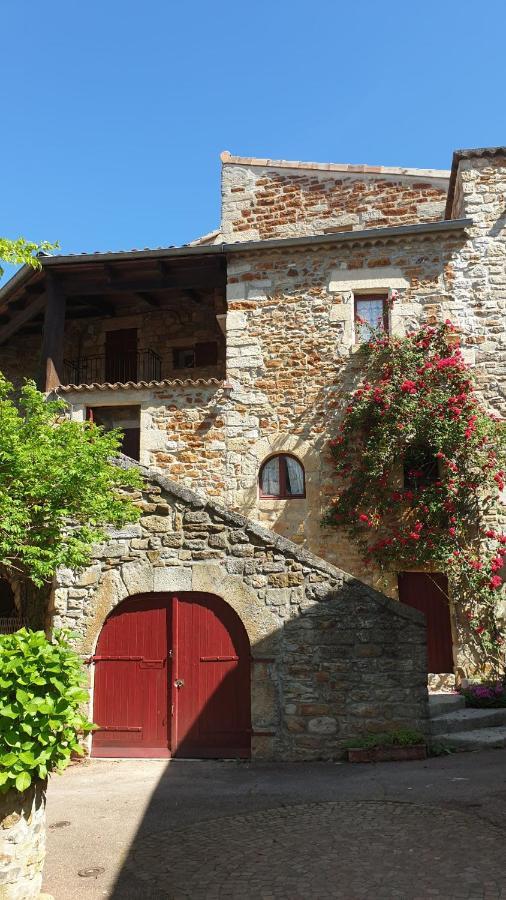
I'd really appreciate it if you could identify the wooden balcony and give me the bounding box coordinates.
[63,349,162,387]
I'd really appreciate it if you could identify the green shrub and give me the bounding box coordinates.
[346,728,426,750]
[0,629,93,793]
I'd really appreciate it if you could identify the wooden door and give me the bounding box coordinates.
[398,572,453,673]
[105,328,138,383]
[92,596,170,757]
[172,593,251,758]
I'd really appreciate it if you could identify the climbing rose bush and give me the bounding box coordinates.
[325,320,506,671]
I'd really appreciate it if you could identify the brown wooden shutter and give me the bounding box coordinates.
[194,341,218,367]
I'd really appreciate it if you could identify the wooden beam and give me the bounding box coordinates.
[68,297,116,317]
[0,293,47,345]
[37,274,66,391]
[61,270,225,295]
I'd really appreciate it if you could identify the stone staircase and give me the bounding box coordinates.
[429,693,506,751]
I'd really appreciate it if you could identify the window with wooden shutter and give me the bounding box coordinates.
[195,341,218,367]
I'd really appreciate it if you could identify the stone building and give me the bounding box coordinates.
[0,145,504,759]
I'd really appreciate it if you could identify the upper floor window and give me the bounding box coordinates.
[355,294,388,342]
[403,444,439,491]
[173,341,218,370]
[259,454,305,499]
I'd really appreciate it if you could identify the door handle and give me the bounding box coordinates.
[174,679,185,688]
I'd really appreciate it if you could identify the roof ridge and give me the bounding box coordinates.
[220,151,450,180]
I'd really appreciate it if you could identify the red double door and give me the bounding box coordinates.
[91,593,251,758]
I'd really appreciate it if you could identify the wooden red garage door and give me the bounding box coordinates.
[172,594,251,758]
[398,572,454,674]
[91,592,251,758]
[91,595,170,757]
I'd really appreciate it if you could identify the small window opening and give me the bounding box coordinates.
[259,454,305,499]
[403,444,439,491]
[354,295,388,342]
[173,342,218,370]
[87,406,141,461]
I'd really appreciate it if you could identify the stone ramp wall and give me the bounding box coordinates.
[52,460,428,759]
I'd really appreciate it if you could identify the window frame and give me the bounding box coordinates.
[259,453,306,500]
[354,293,389,342]
[403,444,440,491]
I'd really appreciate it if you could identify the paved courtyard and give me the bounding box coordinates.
[44,750,506,899]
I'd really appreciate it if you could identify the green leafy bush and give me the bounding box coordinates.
[0,629,93,793]
[346,728,426,750]
[0,373,142,586]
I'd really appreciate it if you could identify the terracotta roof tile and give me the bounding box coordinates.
[57,377,223,393]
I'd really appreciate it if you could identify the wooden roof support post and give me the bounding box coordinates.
[37,273,66,391]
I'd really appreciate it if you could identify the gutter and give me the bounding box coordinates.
[32,218,473,265]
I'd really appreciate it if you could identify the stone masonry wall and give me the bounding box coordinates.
[221,154,449,242]
[52,462,428,761]
[0,782,46,900]
[223,229,480,589]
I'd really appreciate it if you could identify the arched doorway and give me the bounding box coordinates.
[91,592,251,759]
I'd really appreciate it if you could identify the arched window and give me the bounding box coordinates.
[259,454,305,499]
[403,444,439,491]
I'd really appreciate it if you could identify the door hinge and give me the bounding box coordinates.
[171,704,174,716]
[168,649,173,658]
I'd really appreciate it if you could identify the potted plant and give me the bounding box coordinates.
[460,679,506,708]
[0,628,93,899]
[346,728,427,763]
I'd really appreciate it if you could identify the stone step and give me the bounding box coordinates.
[435,726,506,752]
[428,693,465,718]
[430,706,506,736]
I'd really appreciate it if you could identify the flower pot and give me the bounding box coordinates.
[0,779,47,899]
[347,744,427,763]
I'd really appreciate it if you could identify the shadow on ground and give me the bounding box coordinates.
[44,751,506,899]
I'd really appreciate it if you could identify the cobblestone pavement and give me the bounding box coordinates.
[43,753,506,899]
[117,801,506,900]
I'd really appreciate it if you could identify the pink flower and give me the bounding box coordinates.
[489,575,502,590]
[400,380,417,394]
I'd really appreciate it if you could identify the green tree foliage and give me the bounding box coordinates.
[0,629,93,793]
[0,236,58,280]
[0,375,141,585]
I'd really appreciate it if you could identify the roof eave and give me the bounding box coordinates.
[0,218,473,307]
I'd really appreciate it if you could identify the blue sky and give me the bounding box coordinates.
[2,0,505,269]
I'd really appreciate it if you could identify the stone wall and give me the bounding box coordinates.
[221,153,449,242]
[52,462,428,760]
[0,782,46,900]
[62,380,229,498]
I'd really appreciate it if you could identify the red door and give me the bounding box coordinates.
[91,593,251,758]
[172,593,251,758]
[105,328,138,383]
[92,596,170,757]
[398,572,454,673]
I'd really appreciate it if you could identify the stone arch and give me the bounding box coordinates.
[84,566,281,757]
[81,560,281,659]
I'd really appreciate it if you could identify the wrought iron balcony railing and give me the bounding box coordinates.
[0,617,26,635]
[63,349,162,386]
